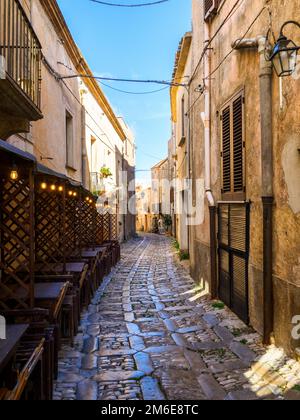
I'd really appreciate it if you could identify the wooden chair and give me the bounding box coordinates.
[61,295,74,346]
[6,338,45,400]
[2,309,55,400]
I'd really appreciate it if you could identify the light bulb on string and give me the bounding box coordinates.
[10,164,19,181]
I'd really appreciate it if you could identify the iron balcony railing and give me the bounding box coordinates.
[0,0,42,109]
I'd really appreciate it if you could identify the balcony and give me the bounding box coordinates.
[90,172,104,195]
[0,0,43,139]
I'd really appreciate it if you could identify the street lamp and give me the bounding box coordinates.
[270,21,300,77]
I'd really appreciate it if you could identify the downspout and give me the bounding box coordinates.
[258,37,274,345]
[201,21,217,299]
[232,36,274,344]
[80,88,88,189]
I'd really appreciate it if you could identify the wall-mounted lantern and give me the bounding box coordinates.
[270,21,300,77]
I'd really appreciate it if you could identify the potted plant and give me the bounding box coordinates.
[100,166,113,179]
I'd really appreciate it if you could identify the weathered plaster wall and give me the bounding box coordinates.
[173,47,192,253]
[190,0,300,355]
[8,0,83,182]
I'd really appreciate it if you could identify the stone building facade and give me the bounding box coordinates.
[0,0,135,242]
[171,0,300,356]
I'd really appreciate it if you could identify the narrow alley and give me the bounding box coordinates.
[54,235,300,401]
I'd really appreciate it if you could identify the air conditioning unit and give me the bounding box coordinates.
[204,0,220,21]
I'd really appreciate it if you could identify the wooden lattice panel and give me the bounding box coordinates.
[80,199,96,247]
[35,189,65,270]
[95,213,104,245]
[110,214,118,241]
[65,196,79,258]
[102,212,111,242]
[0,175,34,309]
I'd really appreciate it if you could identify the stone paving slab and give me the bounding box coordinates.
[54,235,300,401]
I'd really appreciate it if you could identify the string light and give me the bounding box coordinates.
[73,192,78,197]
[41,182,47,190]
[68,190,73,196]
[50,184,56,191]
[10,164,19,181]
[58,186,64,192]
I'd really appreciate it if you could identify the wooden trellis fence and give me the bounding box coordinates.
[0,145,120,311]
[79,193,97,249]
[35,175,66,271]
[0,146,35,310]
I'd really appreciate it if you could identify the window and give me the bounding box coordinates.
[204,0,220,21]
[220,92,245,200]
[91,136,96,173]
[66,111,75,169]
[181,96,185,138]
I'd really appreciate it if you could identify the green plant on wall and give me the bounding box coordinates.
[163,214,172,227]
[100,166,113,179]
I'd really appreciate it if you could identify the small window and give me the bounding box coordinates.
[204,0,220,21]
[66,111,75,169]
[91,136,96,173]
[181,96,185,138]
[220,92,245,200]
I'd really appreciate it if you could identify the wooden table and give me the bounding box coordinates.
[35,263,88,329]
[0,324,29,375]
[35,262,87,275]
[80,250,99,259]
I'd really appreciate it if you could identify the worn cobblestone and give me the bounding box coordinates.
[54,235,300,400]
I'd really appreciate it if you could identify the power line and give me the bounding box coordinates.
[187,4,268,114]
[99,81,169,95]
[206,6,267,81]
[189,0,243,85]
[89,0,170,7]
[59,74,186,87]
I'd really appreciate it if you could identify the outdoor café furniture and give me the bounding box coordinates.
[0,323,44,400]
[15,282,70,378]
[83,245,112,277]
[7,337,45,400]
[35,262,89,331]
[69,249,104,297]
[61,295,75,346]
[0,324,29,380]
[3,309,55,400]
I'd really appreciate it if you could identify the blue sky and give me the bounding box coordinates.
[57,0,191,185]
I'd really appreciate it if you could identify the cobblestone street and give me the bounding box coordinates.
[54,235,300,401]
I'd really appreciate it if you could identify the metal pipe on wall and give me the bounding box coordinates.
[258,37,274,345]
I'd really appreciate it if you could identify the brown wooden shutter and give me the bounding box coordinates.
[221,92,245,199]
[204,0,214,15]
[204,0,220,20]
[232,96,244,193]
[221,106,231,194]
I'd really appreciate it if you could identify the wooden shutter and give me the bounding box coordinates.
[221,92,245,200]
[204,0,214,15]
[233,96,244,193]
[221,106,231,194]
[204,0,220,20]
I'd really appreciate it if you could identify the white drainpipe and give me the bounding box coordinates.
[201,22,215,207]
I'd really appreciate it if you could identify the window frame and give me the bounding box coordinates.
[65,110,76,171]
[220,89,246,202]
